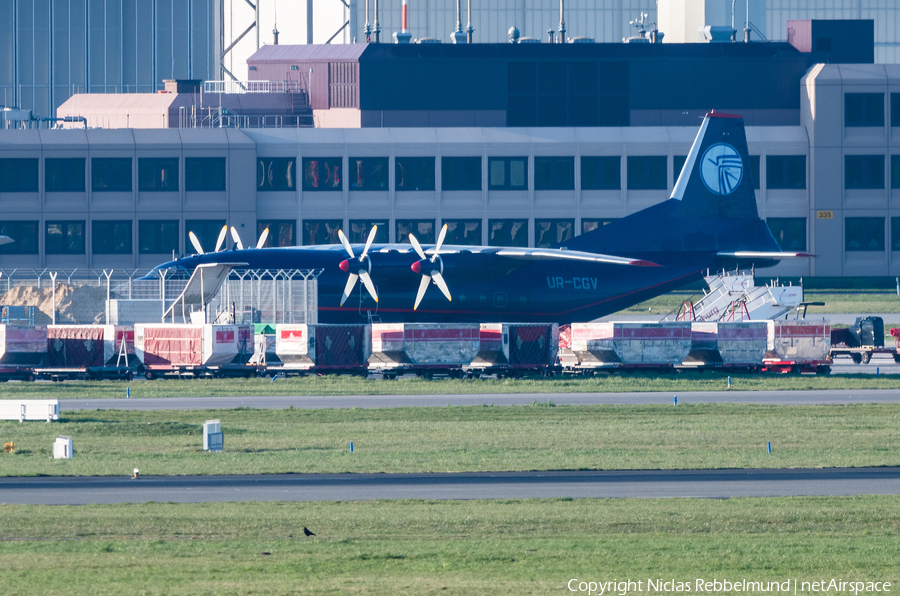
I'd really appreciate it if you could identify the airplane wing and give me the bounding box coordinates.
[717,251,814,259]
[495,247,661,267]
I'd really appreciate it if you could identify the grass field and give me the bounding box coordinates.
[3,403,899,476]
[2,371,900,400]
[1,496,898,595]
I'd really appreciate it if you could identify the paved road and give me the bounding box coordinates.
[3,467,899,505]
[59,388,900,411]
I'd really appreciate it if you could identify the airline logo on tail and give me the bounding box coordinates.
[700,143,743,195]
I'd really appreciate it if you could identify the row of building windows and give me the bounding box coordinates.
[0,155,811,194]
[16,216,900,256]
[0,157,225,193]
[844,93,900,128]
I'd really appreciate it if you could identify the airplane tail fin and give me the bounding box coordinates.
[672,111,758,220]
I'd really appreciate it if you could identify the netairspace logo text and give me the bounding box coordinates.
[567,578,892,596]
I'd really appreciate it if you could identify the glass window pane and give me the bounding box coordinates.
[766,156,806,189]
[845,93,884,127]
[301,158,339,191]
[845,155,885,189]
[138,158,179,192]
[349,157,389,191]
[767,218,806,251]
[91,158,132,192]
[46,158,86,192]
[0,159,38,192]
[139,220,179,254]
[535,219,574,248]
[397,220,435,244]
[845,217,884,252]
[0,221,39,254]
[442,157,481,191]
[93,221,133,254]
[46,221,85,254]
[509,159,526,188]
[488,219,528,247]
[255,220,295,247]
[303,220,342,245]
[626,156,667,190]
[349,220,389,244]
[581,219,617,235]
[395,157,435,191]
[581,156,620,190]
[443,220,482,246]
[489,159,506,187]
[185,157,226,191]
[185,220,226,254]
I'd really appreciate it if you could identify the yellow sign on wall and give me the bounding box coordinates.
[817,211,833,219]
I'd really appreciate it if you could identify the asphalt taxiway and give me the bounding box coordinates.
[3,467,899,505]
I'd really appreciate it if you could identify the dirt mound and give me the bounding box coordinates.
[1,283,108,324]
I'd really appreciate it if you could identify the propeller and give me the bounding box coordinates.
[337,225,379,306]
[187,225,228,255]
[230,226,271,250]
[409,223,452,310]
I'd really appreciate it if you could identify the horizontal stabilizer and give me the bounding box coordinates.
[717,251,814,259]
[496,248,661,267]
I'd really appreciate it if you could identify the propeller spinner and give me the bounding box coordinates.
[409,223,452,310]
[337,225,379,306]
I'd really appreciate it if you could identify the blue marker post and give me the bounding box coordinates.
[126,387,130,399]
[350,442,354,452]
[876,367,879,377]
[673,395,677,406]
[727,376,732,389]
[767,442,771,454]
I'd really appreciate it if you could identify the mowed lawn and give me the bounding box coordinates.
[3,403,900,476]
[1,496,898,595]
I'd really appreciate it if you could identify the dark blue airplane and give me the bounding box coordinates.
[147,111,808,324]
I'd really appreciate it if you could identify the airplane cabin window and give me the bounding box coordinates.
[0,159,38,192]
[45,158,86,192]
[139,220,179,254]
[91,158,132,192]
[138,157,179,192]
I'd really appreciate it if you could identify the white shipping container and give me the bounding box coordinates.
[275,324,313,368]
[766,320,831,362]
[134,324,241,367]
[371,323,480,366]
[0,325,47,366]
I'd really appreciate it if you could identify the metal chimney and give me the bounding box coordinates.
[466,0,474,43]
[393,0,412,43]
[373,0,381,42]
[273,26,279,45]
[558,0,566,43]
[451,0,466,43]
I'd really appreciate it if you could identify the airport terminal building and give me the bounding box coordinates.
[2,28,899,280]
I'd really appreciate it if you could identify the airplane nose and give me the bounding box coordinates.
[411,261,421,274]
[339,259,349,272]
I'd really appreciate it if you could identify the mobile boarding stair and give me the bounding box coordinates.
[661,271,807,322]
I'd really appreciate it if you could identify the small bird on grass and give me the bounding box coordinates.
[303,527,316,537]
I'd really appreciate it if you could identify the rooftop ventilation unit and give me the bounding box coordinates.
[416,37,442,44]
[570,36,594,43]
[699,26,736,42]
[518,37,541,44]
